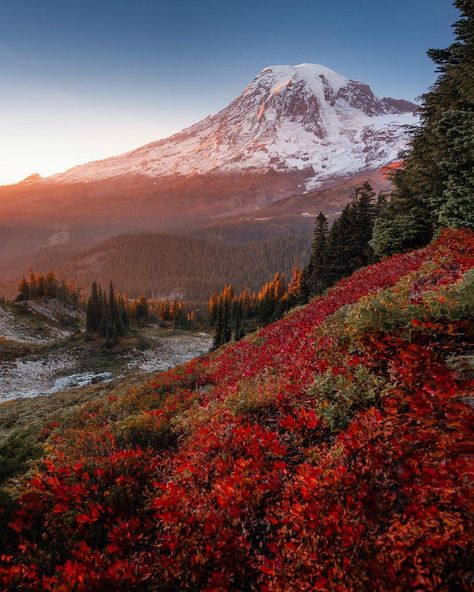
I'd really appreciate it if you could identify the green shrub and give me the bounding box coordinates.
[114,412,178,450]
[338,270,474,342]
[308,365,386,431]
[0,428,42,485]
[225,379,275,419]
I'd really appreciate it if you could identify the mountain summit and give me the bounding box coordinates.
[51,63,418,189]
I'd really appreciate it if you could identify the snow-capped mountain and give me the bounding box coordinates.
[0,64,418,272]
[52,64,418,189]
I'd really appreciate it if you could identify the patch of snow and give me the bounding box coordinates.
[127,334,212,373]
[0,350,77,401]
[26,299,83,327]
[49,223,70,245]
[0,304,63,344]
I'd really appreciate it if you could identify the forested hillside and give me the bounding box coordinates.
[371,0,473,254]
[60,233,310,301]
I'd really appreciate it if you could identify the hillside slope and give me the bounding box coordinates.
[0,168,389,299]
[1,229,473,591]
[60,233,310,301]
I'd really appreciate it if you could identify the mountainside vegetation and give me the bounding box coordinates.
[1,3,473,590]
[304,182,386,298]
[209,269,306,349]
[16,271,81,309]
[60,233,310,302]
[1,229,472,590]
[371,0,474,255]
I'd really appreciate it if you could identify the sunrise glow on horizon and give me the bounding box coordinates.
[0,0,457,185]
[0,111,192,185]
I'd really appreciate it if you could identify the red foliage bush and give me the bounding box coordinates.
[1,229,473,591]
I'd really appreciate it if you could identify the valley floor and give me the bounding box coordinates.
[0,326,211,402]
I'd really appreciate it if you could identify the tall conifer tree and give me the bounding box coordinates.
[371,1,474,255]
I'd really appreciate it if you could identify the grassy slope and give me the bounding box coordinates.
[1,229,473,591]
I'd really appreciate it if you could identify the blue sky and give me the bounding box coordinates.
[0,0,458,183]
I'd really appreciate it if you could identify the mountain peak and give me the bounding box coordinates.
[252,63,349,98]
[260,62,347,79]
[50,64,418,187]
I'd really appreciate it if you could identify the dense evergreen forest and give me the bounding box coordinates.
[59,233,310,302]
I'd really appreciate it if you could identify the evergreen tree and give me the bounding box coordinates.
[45,272,57,298]
[233,301,245,341]
[212,304,224,350]
[222,296,232,343]
[372,1,474,256]
[174,304,191,330]
[305,213,329,297]
[36,274,46,298]
[86,281,128,343]
[28,271,37,298]
[117,296,130,334]
[350,182,377,265]
[135,296,149,327]
[208,293,219,326]
[86,281,101,334]
[287,266,306,307]
[17,278,29,301]
[324,206,355,287]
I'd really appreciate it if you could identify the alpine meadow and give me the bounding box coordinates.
[0,1,473,591]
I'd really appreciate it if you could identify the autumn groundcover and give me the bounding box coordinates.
[1,229,473,591]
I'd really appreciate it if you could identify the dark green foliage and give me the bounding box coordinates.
[115,416,178,451]
[258,273,287,324]
[213,303,226,349]
[212,286,234,349]
[86,281,101,334]
[305,183,381,296]
[86,281,129,345]
[370,214,431,257]
[372,1,474,255]
[0,428,42,485]
[305,213,328,296]
[17,278,29,301]
[232,301,245,341]
[173,305,192,330]
[210,271,303,348]
[134,296,149,327]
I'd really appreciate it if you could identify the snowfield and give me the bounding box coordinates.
[49,64,418,190]
[126,333,212,373]
[0,350,78,400]
[0,332,212,402]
